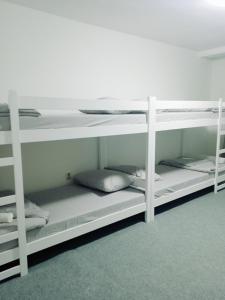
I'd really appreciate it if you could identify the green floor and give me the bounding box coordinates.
[1,189,225,300]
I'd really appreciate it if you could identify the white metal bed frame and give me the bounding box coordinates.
[0,90,224,281]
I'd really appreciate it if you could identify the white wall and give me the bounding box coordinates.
[206,57,225,154]
[0,1,211,192]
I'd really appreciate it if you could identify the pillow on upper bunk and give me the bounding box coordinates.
[0,103,41,117]
[80,97,145,115]
[106,165,161,181]
[73,169,134,193]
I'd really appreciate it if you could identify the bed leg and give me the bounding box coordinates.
[145,209,154,223]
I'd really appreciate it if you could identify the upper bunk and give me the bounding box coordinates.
[0,91,223,145]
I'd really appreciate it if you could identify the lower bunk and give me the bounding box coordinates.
[0,162,216,268]
[0,184,146,266]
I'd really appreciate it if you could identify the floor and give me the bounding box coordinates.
[1,188,225,300]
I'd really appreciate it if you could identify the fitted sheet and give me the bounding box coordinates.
[1,167,211,253]
[1,185,145,252]
[160,156,225,174]
[131,165,210,196]
[0,110,223,131]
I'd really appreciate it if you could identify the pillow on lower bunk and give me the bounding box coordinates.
[73,169,134,193]
[106,165,161,181]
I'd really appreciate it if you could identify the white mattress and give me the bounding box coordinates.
[1,166,210,252]
[0,110,222,131]
[1,185,145,251]
[131,165,210,196]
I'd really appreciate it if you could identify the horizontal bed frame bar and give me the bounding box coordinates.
[0,202,146,266]
[0,125,148,145]
[19,97,149,111]
[0,119,219,145]
[156,119,217,131]
[0,157,14,167]
[0,266,20,282]
[156,100,219,110]
[0,195,16,206]
[0,231,18,244]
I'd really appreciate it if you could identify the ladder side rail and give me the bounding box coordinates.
[215,98,223,193]
[145,96,156,222]
[8,90,28,276]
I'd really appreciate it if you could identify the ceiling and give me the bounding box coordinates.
[4,0,225,51]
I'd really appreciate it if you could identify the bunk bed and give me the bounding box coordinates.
[0,91,224,282]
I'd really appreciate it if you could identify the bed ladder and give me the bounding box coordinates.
[0,91,28,281]
[215,98,225,193]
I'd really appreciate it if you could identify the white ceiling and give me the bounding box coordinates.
[4,0,225,51]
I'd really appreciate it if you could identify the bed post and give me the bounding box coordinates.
[98,137,108,169]
[215,98,223,193]
[8,90,28,276]
[145,96,156,223]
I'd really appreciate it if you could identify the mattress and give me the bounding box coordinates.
[131,165,210,196]
[1,185,145,251]
[1,166,211,253]
[160,156,225,174]
[0,110,222,131]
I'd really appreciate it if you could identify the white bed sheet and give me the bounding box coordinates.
[131,165,210,195]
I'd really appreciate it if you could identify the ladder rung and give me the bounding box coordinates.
[0,157,14,167]
[0,231,18,244]
[0,195,16,207]
[216,182,225,191]
[219,149,225,155]
[0,265,20,282]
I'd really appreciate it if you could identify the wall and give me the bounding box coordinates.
[0,1,211,192]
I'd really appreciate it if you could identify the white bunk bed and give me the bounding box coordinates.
[0,91,224,282]
[0,91,150,281]
[97,97,225,221]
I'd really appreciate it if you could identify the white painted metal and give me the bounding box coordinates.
[0,195,16,206]
[0,157,14,167]
[0,231,18,244]
[98,137,108,169]
[0,266,20,282]
[145,97,156,222]
[8,90,28,277]
[215,98,224,193]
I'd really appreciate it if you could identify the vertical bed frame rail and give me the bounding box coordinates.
[145,97,156,222]
[0,91,28,282]
[215,98,225,192]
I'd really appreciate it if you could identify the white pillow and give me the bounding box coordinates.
[106,165,161,181]
[74,169,134,193]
